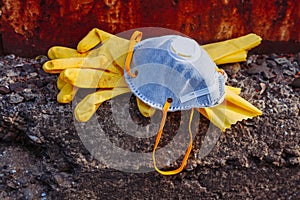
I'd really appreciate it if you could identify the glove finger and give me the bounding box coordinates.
[198,85,262,131]
[99,36,130,69]
[57,83,79,103]
[224,86,262,115]
[77,28,115,53]
[43,56,122,74]
[77,28,131,69]
[202,33,262,63]
[60,68,127,88]
[214,50,247,65]
[75,87,131,122]
[43,58,87,74]
[136,97,156,117]
[48,46,86,60]
[57,73,67,90]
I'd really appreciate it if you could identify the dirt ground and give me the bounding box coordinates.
[0,52,299,199]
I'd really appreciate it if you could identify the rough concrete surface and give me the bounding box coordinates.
[0,53,299,199]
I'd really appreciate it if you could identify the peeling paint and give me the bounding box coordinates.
[0,0,299,57]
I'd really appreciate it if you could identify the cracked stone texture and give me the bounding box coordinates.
[0,53,299,199]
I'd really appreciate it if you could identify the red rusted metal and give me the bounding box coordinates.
[1,0,299,57]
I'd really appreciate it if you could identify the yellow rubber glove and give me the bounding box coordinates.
[43,28,155,120]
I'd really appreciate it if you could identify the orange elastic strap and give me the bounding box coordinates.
[125,31,143,78]
[216,67,225,75]
[152,100,194,175]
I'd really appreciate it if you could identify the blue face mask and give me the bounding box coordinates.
[125,35,226,111]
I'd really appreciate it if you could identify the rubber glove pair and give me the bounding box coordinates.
[43,29,155,121]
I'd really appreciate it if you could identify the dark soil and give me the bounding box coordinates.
[0,53,299,199]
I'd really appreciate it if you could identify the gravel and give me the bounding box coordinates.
[0,53,299,199]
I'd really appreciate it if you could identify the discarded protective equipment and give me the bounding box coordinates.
[43,28,262,175]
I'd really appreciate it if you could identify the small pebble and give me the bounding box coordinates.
[7,70,18,77]
[292,61,298,68]
[41,192,47,197]
[0,86,10,94]
[185,161,197,171]
[290,77,300,88]
[246,63,276,80]
[15,63,24,67]
[10,169,17,174]
[28,135,42,143]
[4,54,16,60]
[27,72,38,78]
[256,56,266,65]
[281,63,290,69]
[283,69,295,76]
[274,57,289,65]
[288,157,300,165]
[22,89,37,101]
[259,83,267,94]
[23,188,34,200]
[35,55,49,64]
[289,64,297,72]
[266,59,277,68]
[9,82,27,92]
[22,64,36,73]
[9,93,24,104]
[263,71,276,80]
[284,131,288,136]
[269,53,279,59]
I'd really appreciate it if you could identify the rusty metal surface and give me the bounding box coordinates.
[0,0,299,57]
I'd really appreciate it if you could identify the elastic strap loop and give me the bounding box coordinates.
[216,67,225,75]
[152,99,194,175]
[125,31,143,77]
[216,67,228,82]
